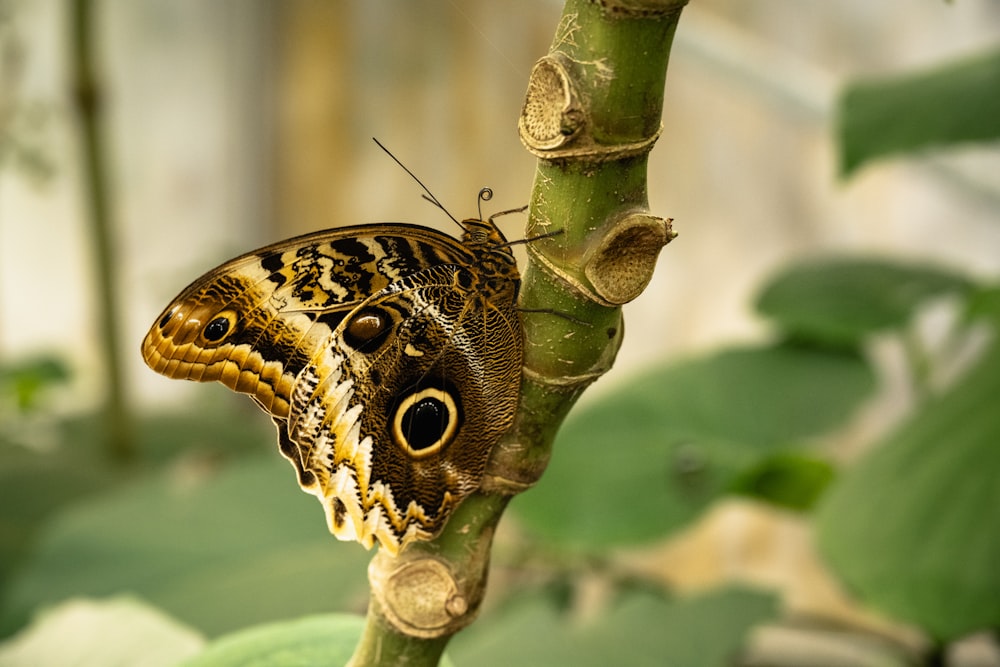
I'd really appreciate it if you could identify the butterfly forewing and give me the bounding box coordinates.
[143,225,477,414]
[142,219,522,554]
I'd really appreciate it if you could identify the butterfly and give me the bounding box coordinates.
[141,145,525,555]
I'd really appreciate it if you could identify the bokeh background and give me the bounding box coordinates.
[1,1,999,665]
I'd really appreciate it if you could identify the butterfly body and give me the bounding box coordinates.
[143,218,522,554]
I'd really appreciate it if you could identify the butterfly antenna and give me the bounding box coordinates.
[477,188,493,220]
[372,138,461,227]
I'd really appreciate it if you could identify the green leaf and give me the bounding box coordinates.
[0,401,274,601]
[728,452,835,512]
[755,257,972,347]
[966,283,1000,326]
[183,614,456,667]
[838,47,1000,176]
[0,355,71,412]
[182,615,362,667]
[0,446,112,596]
[0,596,204,667]
[512,344,874,548]
[817,341,1000,640]
[449,587,777,667]
[0,456,372,638]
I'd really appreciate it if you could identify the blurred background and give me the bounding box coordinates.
[2,0,996,408]
[1,0,999,665]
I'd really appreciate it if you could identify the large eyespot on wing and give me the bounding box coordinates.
[391,384,463,458]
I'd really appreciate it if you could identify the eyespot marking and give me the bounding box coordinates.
[392,387,461,457]
[202,310,237,343]
[343,307,392,352]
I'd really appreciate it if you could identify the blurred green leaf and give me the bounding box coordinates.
[0,446,113,596]
[449,587,777,667]
[0,596,203,667]
[966,284,1000,326]
[728,452,835,511]
[0,456,372,639]
[838,47,1000,176]
[0,400,274,600]
[0,355,70,412]
[512,344,874,548]
[183,614,455,667]
[755,257,972,347]
[817,341,1000,640]
[182,614,354,667]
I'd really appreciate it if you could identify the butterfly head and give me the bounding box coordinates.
[459,216,506,247]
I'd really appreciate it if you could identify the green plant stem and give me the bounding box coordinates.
[349,1,686,664]
[348,616,449,667]
[70,0,135,462]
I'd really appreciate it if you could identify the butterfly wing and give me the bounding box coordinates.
[284,262,523,554]
[142,224,476,417]
[142,222,523,554]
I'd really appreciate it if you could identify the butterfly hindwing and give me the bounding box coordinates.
[285,262,522,551]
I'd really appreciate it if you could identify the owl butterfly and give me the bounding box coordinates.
[142,145,524,555]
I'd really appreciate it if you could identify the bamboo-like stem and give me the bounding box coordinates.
[70,0,136,461]
[349,1,686,664]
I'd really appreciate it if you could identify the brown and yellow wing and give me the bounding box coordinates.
[141,224,476,417]
[141,220,523,554]
[284,262,523,554]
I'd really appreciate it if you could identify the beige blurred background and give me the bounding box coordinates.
[2,0,999,411]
